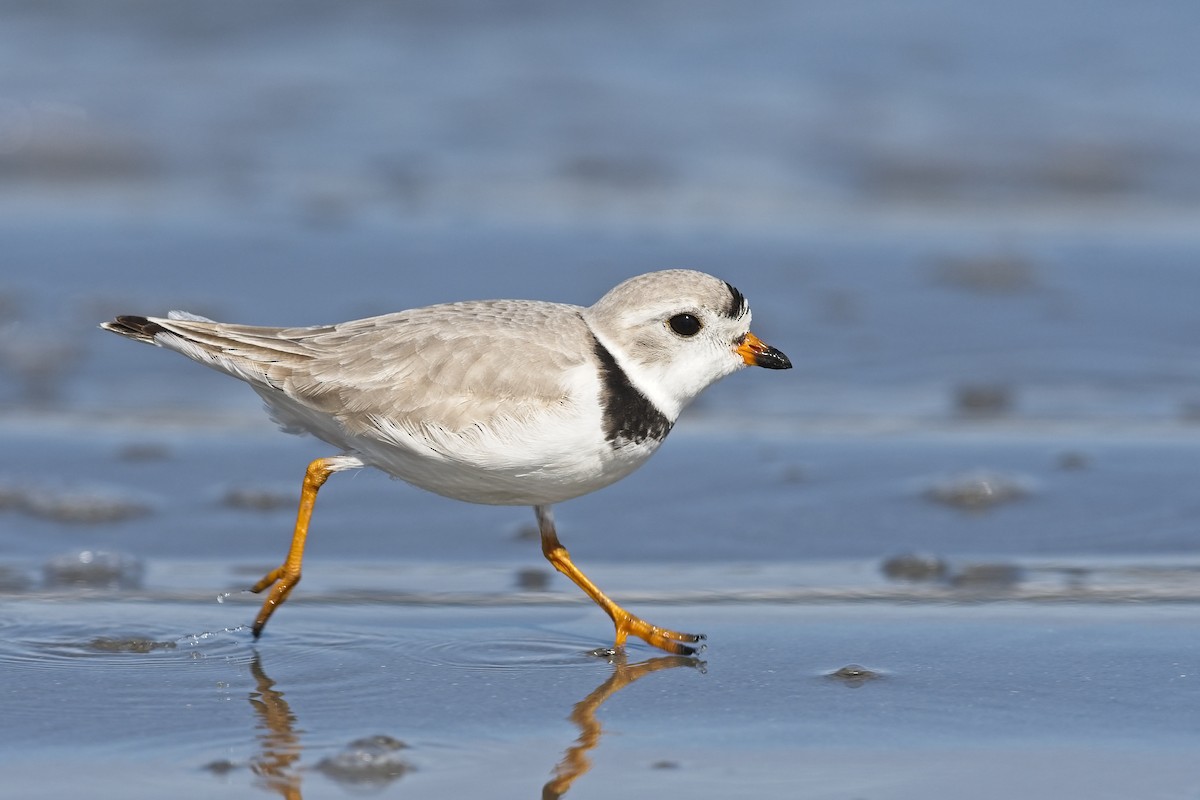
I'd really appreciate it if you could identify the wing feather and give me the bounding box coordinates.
[132,301,593,436]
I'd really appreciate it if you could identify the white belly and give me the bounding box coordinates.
[255,385,663,506]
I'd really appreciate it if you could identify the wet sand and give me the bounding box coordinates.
[4,424,1200,799]
[3,597,1200,799]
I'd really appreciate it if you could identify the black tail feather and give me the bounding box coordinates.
[100,315,167,344]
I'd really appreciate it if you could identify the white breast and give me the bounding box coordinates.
[255,359,662,506]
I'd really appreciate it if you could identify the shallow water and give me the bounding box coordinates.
[4,424,1200,798]
[3,1,1200,798]
[3,599,1200,799]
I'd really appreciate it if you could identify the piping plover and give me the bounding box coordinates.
[101,269,791,654]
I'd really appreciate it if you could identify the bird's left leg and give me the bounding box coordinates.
[535,505,706,656]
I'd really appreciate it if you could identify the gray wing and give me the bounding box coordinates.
[109,301,594,436]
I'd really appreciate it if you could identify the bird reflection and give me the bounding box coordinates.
[543,652,704,800]
[237,649,701,800]
[247,653,304,800]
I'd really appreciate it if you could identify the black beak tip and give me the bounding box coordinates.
[758,346,792,370]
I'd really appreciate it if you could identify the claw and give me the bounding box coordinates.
[612,612,706,655]
[250,567,301,639]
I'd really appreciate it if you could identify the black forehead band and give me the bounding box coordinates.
[723,281,748,318]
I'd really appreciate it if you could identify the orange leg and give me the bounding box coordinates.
[535,505,706,656]
[250,457,345,638]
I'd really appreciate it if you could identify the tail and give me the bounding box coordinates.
[100,315,168,345]
[98,311,320,393]
[100,311,216,346]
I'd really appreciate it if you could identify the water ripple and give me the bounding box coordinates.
[0,618,250,672]
[406,635,614,671]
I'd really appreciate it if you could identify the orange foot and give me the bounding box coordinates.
[250,567,300,639]
[611,610,706,656]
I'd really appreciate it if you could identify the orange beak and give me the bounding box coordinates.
[735,332,792,370]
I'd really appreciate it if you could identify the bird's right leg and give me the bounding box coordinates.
[250,455,360,638]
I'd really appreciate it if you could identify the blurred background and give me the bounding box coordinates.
[1,0,1198,426]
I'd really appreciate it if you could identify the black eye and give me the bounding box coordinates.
[668,313,702,337]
